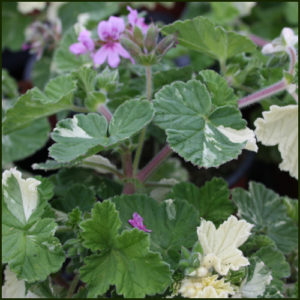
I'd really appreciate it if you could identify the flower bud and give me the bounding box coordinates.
[120,36,143,61]
[156,34,177,57]
[133,26,144,48]
[144,24,159,53]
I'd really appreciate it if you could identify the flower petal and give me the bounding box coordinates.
[97,20,110,41]
[93,45,109,66]
[282,27,298,46]
[78,29,94,51]
[108,16,125,39]
[69,42,88,55]
[107,48,120,68]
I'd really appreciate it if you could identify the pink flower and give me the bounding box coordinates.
[69,29,95,56]
[93,16,132,68]
[127,6,148,34]
[128,212,152,233]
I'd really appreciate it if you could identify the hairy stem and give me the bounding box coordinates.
[248,34,269,47]
[66,273,80,298]
[286,46,298,74]
[71,106,89,113]
[238,79,287,108]
[98,104,112,122]
[137,145,172,182]
[132,66,152,175]
[122,150,135,194]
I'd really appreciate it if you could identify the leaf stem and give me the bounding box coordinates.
[71,106,89,113]
[238,79,287,108]
[248,34,269,47]
[132,66,152,175]
[122,149,135,194]
[219,59,227,75]
[97,104,112,122]
[66,273,80,298]
[137,144,172,183]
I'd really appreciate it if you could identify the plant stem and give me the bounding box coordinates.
[137,144,172,182]
[98,104,112,122]
[71,106,89,113]
[248,34,269,47]
[66,273,80,298]
[286,46,297,74]
[132,66,152,175]
[238,79,287,108]
[122,150,135,194]
[219,59,227,75]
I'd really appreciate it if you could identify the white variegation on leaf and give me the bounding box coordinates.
[150,178,178,202]
[217,126,258,152]
[197,215,253,276]
[254,105,298,179]
[81,155,118,174]
[179,274,235,298]
[2,266,39,298]
[2,168,41,223]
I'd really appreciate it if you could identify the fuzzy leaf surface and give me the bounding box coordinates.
[79,201,172,298]
[232,182,298,253]
[154,80,246,167]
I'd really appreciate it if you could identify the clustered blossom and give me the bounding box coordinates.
[178,215,253,298]
[128,212,152,232]
[262,27,298,55]
[69,6,148,68]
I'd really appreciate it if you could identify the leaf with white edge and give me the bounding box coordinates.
[162,16,256,62]
[254,246,290,280]
[170,177,234,225]
[254,105,298,179]
[81,155,118,174]
[154,80,250,168]
[79,201,172,298]
[2,118,50,165]
[2,168,65,282]
[50,100,154,163]
[197,215,254,276]
[32,159,76,171]
[238,257,272,298]
[3,75,76,134]
[52,27,91,74]
[232,182,298,254]
[2,265,39,298]
[112,194,199,268]
[197,70,238,107]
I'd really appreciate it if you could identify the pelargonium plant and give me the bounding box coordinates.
[2,2,298,298]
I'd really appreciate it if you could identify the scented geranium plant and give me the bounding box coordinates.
[2,2,298,298]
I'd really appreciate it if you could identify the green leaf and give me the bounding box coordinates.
[2,69,18,99]
[2,170,65,282]
[112,194,199,268]
[239,257,272,298]
[2,2,32,50]
[96,67,119,93]
[254,246,290,280]
[54,184,96,213]
[232,182,298,254]
[154,80,247,168]
[240,234,276,257]
[209,2,239,24]
[2,118,50,165]
[79,201,172,298]
[50,100,154,162]
[3,75,76,134]
[197,70,238,106]
[162,16,256,62]
[52,27,91,74]
[31,56,52,90]
[282,196,298,224]
[169,177,234,225]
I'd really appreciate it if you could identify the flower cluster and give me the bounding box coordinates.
[178,216,253,298]
[69,6,148,68]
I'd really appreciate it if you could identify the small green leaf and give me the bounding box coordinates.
[96,67,119,92]
[2,69,18,99]
[162,16,256,62]
[240,234,276,257]
[72,66,97,98]
[50,100,154,163]
[170,177,234,225]
[79,200,172,298]
[3,75,76,134]
[154,80,247,168]
[112,194,199,268]
[232,182,298,254]
[2,118,50,165]
[197,70,238,107]
[2,169,65,282]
